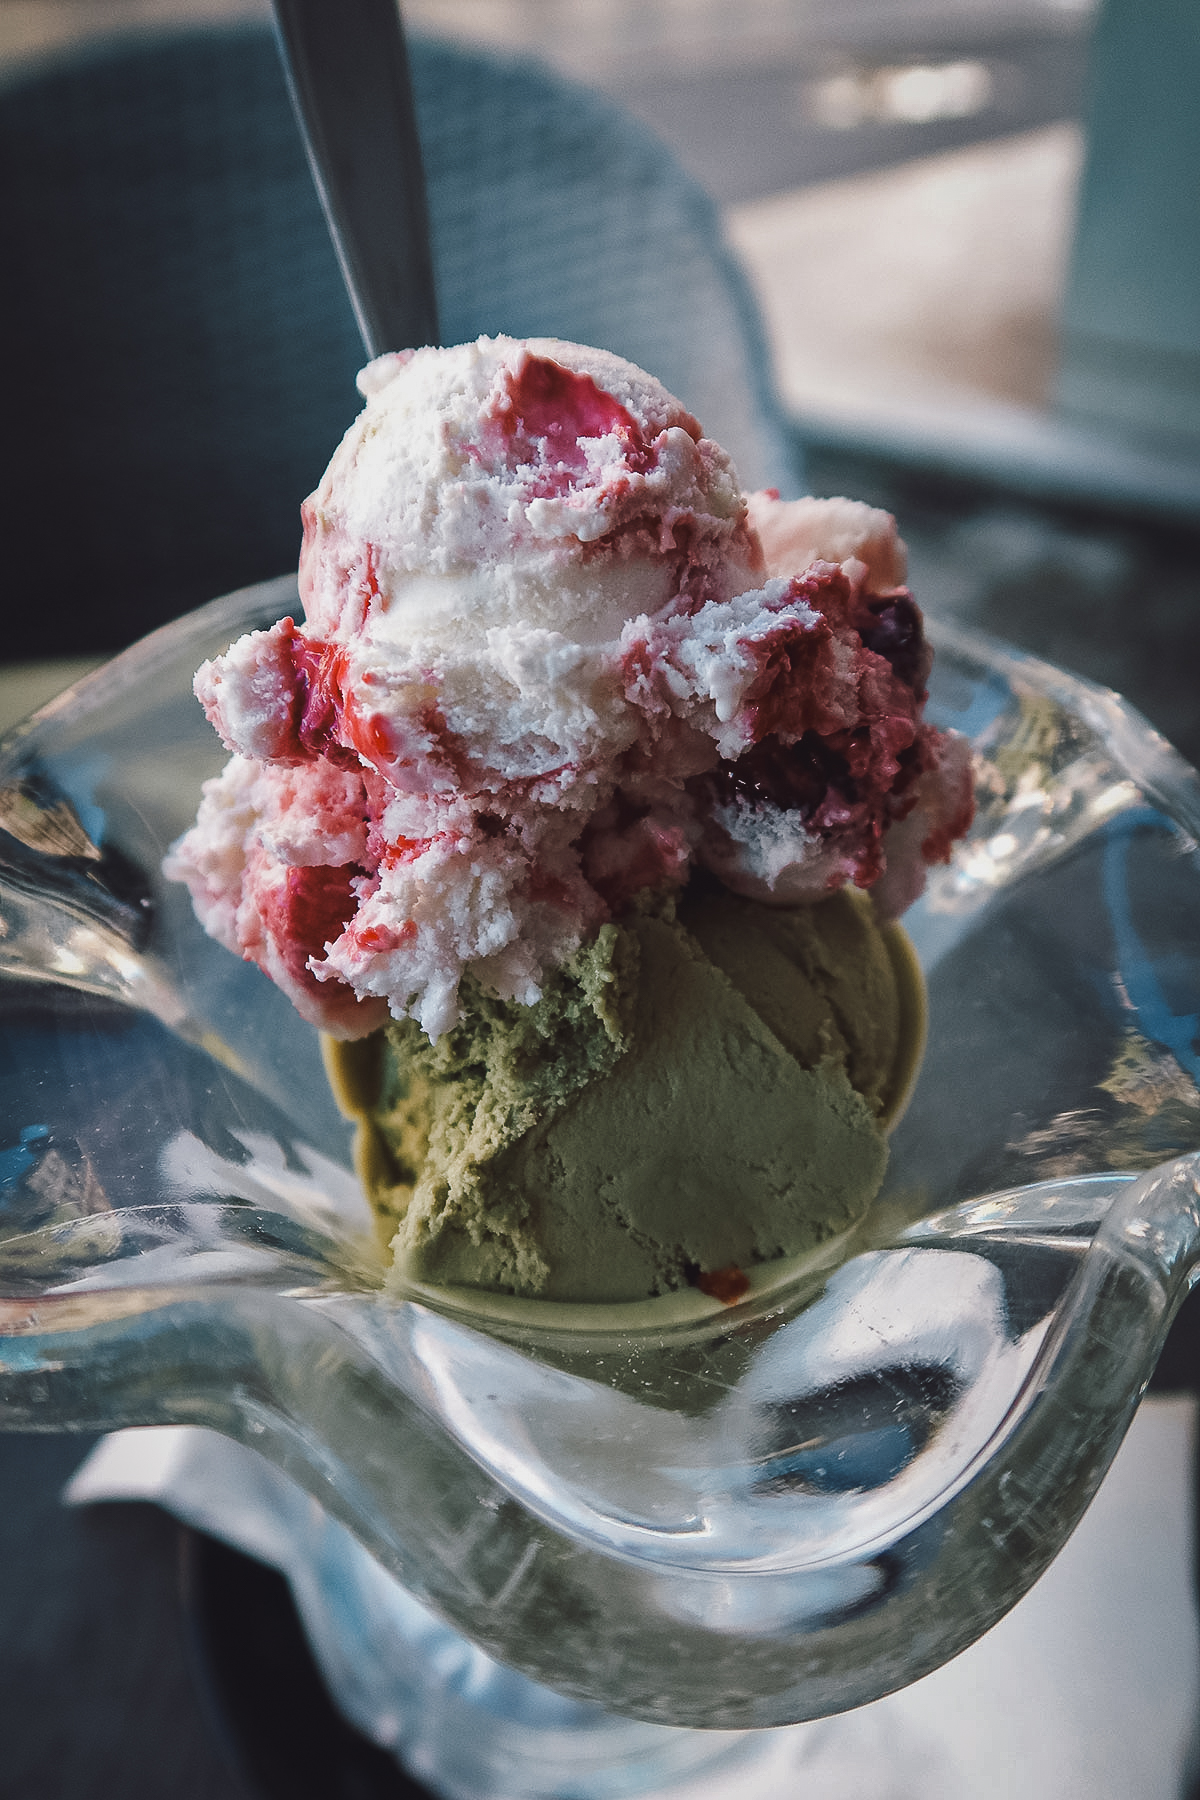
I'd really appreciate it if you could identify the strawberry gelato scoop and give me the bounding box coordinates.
[166,337,972,1043]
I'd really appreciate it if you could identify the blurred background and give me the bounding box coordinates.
[2,2,1200,1796]
[3,0,1199,768]
[1,0,1102,444]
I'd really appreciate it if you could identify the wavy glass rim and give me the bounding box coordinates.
[2,580,1200,1727]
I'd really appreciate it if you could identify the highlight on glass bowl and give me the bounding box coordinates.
[1,572,1200,1737]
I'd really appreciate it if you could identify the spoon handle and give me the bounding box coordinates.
[271,0,439,356]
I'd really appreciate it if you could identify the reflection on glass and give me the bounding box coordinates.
[0,585,1199,1741]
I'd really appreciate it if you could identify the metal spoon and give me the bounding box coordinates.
[271,0,439,355]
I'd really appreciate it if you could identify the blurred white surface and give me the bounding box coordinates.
[726,124,1081,422]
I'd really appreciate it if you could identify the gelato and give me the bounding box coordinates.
[326,884,923,1303]
[166,335,970,1302]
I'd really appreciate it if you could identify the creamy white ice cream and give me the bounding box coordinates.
[167,337,971,1041]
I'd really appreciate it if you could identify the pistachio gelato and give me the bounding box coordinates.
[326,885,922,1302]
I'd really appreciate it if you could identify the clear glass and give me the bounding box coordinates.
[2,579,1200,1733]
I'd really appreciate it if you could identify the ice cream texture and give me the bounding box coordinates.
[326,884,923,1303]
[166,334,971,1301]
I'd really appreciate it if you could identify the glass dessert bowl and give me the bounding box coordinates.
[1,577,1200,1733]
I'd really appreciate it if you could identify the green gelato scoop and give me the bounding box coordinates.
[326,886,924,1305]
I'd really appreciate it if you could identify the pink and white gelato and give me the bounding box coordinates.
[166,336,972,1043]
